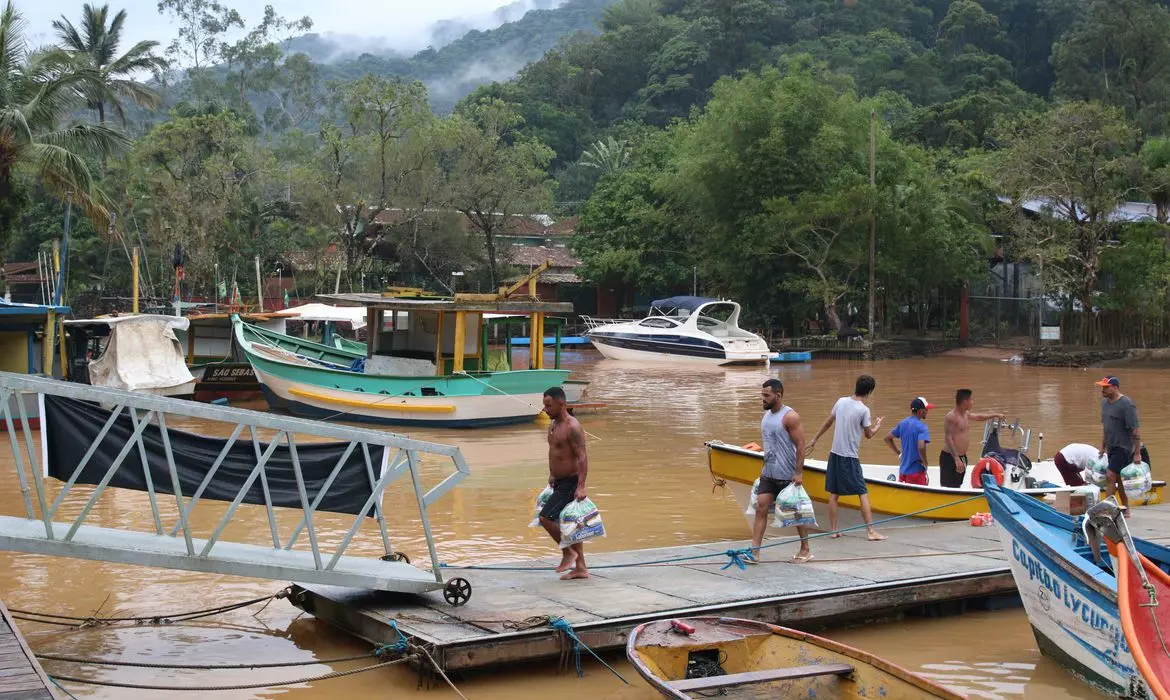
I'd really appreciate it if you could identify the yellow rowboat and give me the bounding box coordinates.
[706,441,1165,531]
[627,617,966,700]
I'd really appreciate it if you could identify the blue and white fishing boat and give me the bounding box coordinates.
[984,478,1170,697]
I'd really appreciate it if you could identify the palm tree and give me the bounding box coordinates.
[0,1,126,239]
[52,3,167,125]
[580,136,630,174]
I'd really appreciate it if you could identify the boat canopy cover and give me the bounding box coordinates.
[650,296,719,312]
[87,315,195,391]
[273,303,367,328]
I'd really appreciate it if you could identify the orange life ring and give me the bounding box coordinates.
[970,457,1005,488]
[743,442,763,452]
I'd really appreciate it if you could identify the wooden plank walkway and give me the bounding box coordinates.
[292,515,1039,672]
[0,600,56,700]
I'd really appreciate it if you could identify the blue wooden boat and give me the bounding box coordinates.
[509,336,590,346]
[983,478,1170,697]
[768,351,812,362]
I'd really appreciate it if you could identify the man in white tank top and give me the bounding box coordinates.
[749,378,812,563]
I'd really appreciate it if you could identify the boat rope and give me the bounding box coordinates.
[549,616,630,684]
[11,588,290,628]
[47,654,417,692]
[47,677,80,700]
[376,620,411,656]
[37,650,381,669]
[440,494,987,572]
[453,370,603,441]
[414,643,471,700]
[722,548,754,570]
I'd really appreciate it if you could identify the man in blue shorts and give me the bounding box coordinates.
[1097,376,1142,517]
[807,374,886,540]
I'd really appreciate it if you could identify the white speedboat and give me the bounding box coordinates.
[584,297,770,366]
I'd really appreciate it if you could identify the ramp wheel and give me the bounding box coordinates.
[444,578,472,606]
[381,551,411,564]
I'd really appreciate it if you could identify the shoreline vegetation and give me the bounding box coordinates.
[14,0,1170,349]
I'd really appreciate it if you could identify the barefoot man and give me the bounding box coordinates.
[749,378,812,564]
[940,389,1007,488]
[539,386,590,580]
[806,375,886,540]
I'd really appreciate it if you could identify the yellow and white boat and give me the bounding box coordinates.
[627,616,965,699]
[706,440,1165,532]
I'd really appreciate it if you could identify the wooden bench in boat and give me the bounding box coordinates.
[668,663,855,691]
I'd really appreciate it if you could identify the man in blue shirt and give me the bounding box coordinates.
[884,397,933,486]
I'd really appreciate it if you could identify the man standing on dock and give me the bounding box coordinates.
[885,397,933,485]
[540,386,591,580]
[750,378,812,563]
[1098,376,1142,516]
[806,375,886,540]
[941,390,1007,488]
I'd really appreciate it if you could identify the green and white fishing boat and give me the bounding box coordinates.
[234,286,573,428]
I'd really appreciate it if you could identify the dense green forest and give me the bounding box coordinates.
[15,0,1170,339]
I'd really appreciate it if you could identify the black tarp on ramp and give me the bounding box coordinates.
[42,395,387,516]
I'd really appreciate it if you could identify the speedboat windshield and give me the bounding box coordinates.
[692,303,740,334]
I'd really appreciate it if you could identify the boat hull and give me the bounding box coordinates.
[249,361,567,428]
[627,617,964,700]
[985,485,1150,697]
[590,336,768,366]
[192,362,264,402]
[236,315,570,427]
[706,441,1164,530]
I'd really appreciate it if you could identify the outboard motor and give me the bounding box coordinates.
[981,423,1033,485]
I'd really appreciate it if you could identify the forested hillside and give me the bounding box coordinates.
[467,0,1170,337]
[17,0,1170,340]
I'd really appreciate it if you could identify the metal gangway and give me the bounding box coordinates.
[0,372,475,604]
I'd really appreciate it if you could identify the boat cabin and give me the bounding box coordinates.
[317,293,574,377]
[0,301,70,378]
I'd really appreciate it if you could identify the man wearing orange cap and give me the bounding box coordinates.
[1097,376,1142,515]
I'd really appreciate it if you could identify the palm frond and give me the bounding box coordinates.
[40,121,129,159]
[107,42,167,75]
[51,16,86,54]
[108,78,159,108]
[0,2,28,91]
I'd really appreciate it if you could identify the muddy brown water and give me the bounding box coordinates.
[4,351,1146,698]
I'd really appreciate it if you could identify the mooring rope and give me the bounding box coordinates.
[12,588,291,628]
[453,370,603,441]
[37,651,381,670]
[549,616,629,684]
[441,494,988,572]
[49,654,417,692]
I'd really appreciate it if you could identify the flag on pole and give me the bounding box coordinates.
[283,290,290,308]
[218,279,227,299]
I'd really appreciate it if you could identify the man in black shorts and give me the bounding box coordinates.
[748,379,812,563]
[1097,376,1142,516]
[539,386,590,579]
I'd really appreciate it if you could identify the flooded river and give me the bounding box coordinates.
[4,350,1155,698]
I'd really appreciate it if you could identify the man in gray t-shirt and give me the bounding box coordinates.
[1096,376,1142,514]
[807,374,886,541]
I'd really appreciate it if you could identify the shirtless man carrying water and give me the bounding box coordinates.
[538,386,590,580]
[941,389,1007,488]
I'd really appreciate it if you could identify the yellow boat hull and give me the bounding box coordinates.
[627,617,965,699]
[706,441,1164,523]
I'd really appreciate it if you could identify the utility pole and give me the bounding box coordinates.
[868,109,877,340]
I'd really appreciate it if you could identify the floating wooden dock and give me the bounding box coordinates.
[0,600,56,700]
[290,516,1048,673]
